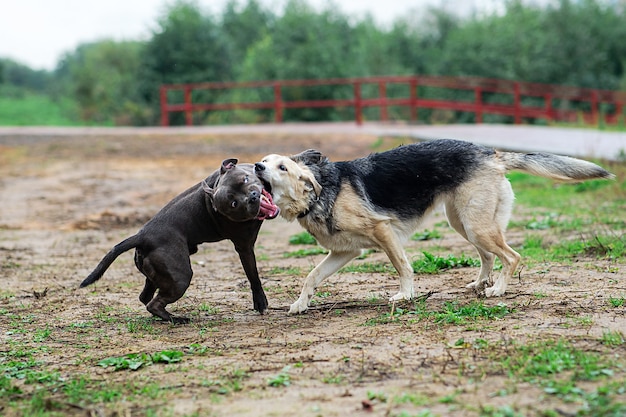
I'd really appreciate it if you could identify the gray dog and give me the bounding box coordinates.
[81,159,279,324]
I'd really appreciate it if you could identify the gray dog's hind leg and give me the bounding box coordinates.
[141,249,193,324]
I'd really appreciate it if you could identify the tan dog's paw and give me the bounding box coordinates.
[288,298,309,314]
[485,285,505,297]
[389,291,412,302]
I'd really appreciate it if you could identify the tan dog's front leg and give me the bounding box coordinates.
[289,250,361,314]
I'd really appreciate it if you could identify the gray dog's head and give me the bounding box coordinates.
[203,159,279,222]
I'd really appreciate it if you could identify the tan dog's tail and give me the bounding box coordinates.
[497,151,614,182]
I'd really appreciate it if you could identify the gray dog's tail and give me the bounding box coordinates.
[80,234,142,288]
[498,152,615,182]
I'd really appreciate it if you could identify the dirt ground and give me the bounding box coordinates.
[0,132,624,416]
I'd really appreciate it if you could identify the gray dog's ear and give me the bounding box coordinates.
[201,180,214,197]
[220,158,238,174]
[291,149,325,166]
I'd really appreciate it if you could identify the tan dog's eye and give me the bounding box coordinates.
[279,164,287,171]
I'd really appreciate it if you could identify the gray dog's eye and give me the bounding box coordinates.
[279,164,287,171]
[231,201,238,208]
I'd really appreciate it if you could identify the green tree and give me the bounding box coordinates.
[237,0,367,121]
[435,0,626,89]
[0,58,51,92]
[222,0,273,70]
[56,40,143,124]
[137,0,233,125]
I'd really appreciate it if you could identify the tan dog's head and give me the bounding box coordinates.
[254,150,323,221]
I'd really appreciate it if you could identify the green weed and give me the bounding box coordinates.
[411,229,442,241]
[283,247,328,258]
[98,350,184,371]
[202,368,249,395]
[601,331,625,346]
[479,405,525,417]
[322,374,344,384]
[125,318,158,334]
[267,366,291,387]
[267,266,302,275]
[289,232,317,245]
[198,303,220,314]
[340,262,394,274]
[412,251,480,274]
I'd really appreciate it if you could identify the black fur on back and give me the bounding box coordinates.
[303,139,493,224]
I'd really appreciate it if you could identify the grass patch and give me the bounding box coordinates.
[519,233,626,264]
[0,89,82,126]
[267,266,302,275]
[283,247,328,258]
[267,366,291,387]
[340,262,395,274]
[411,229,442,241]
[492,339,626,415]
[288,232,317,245]
[500,340,614,383]
[365,300,512,326]
[601,331,625,346]
[98,350,184,371]
[202,368,249,395]
[412,251,480,274]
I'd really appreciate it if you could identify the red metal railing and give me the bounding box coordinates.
[159,75,625,127]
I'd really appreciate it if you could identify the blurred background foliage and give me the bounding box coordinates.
[0,0,625,126]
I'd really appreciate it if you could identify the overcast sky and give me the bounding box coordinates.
[0,0,507,71]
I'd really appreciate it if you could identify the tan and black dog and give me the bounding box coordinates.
[254,139,614,314]
[81,159,279,323]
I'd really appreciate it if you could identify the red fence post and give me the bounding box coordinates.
[410,78,418,122]
[274,83,283,123]
[544,93,553,122]
[474,87,482,123]
[513,82,521,124]
[160,86,169,127]
[354,81,363,125]
[379,81,388,121]
[591,90,599,126]
[184,86,193,126]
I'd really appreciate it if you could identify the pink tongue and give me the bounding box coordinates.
[257,189,280,220]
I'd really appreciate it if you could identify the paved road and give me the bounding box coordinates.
[1,123,624,160]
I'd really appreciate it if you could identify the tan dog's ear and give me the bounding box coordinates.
[300,171,322,198]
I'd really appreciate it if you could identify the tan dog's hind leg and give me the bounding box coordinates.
[289,249,361,314]
[447,175,520,296]
[371,222,415,302]
[445,202,495,290]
